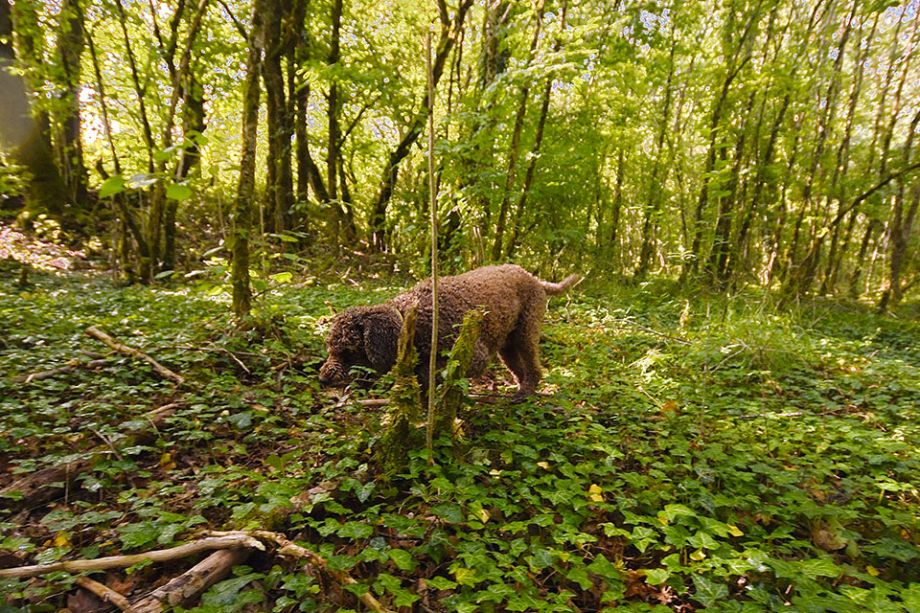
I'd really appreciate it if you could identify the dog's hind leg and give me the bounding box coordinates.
[506,295,547,400]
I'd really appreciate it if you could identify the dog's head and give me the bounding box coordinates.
[318,305,403,386]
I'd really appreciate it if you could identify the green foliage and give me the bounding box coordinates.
[1,270,918,610]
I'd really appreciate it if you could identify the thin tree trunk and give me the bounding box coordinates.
[491,0,546,262]
[608,148,625,269]
[162,71,206,272]
[685,4,760,278]
[85,15,149,281]
[326,0,343,238]
[849,219,879,298]
[820,12,876,294]
[293,0,310,230]
[506,0,569,260]
[708,91,755,286]
[636,24,677,278]
[287,0,308,234]
[783,0,857,297]
[262,0,294,235]
[368,0,473,251]
[878,108,920,311]
[54,0,88,208]
[232,0,264,319]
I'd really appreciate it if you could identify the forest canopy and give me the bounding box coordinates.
[0,0,918,308]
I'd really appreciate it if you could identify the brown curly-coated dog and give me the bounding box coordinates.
[318,264,580,400]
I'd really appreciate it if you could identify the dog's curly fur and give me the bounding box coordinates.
[319,264,580,399]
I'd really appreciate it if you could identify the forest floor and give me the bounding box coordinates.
[1,259,919,612]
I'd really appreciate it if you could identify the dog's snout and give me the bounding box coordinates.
[318,360,344,386]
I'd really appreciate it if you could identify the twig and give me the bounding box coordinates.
[0,534,263,579]
[357,398,390,407]
[708,346,746,373]
[85,326,185,385]
[15,358,110,383]
[88,427,127,465]
[636,385,661,408]
[75,576,130,611]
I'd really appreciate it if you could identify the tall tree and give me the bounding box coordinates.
[231,0,265,318]
[368,0,474,251]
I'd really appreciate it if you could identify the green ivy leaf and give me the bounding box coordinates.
[452,566,481,587]
[691,574,729,607]
[388,548,416,571]
[431,502,463,523]
[426,576,457,590]
[659,503,697,524]
[643,568,670,585]
[118,522,159,550]
[338,521,374,539]
[799,557,841,580]
[587,554,620,580]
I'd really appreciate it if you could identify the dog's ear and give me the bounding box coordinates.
[362,308,401,373]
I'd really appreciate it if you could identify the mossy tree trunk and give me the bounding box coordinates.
[231,0,264,319]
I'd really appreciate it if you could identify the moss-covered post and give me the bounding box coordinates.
[433,310,483,439]
[376,303,422,476]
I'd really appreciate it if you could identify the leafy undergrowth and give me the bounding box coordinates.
[1,268,919,612]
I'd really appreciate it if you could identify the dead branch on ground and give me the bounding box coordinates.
[85,326,185,384]
[75,576,130,611]
[0,534,263,579]
[15,358,110,383]
[208,530,393,613]
[127,549,250,613]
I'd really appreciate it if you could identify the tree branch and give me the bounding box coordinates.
[0,535,264,579]
[832,160,920,227]
[85,326,185,385]
[75,576,130,611]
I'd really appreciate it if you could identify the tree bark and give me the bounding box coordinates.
[54,0,88,208]
[685,2,760,278]
[262,0,294,235]
[878,108,920,311]
[326,0,344,238]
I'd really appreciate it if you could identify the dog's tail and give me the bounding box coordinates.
[540,273,583,295]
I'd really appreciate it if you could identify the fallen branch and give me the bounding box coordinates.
[85,326,185,385]
[127,549,250,613]
[75,576,130,611]
[0,534,263,579]
[15,358,110,383]
[210,530,393,613]
[357,398,390,407]
[0,404,179,510]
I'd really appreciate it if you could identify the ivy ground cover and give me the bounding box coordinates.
[1,268,919,611]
